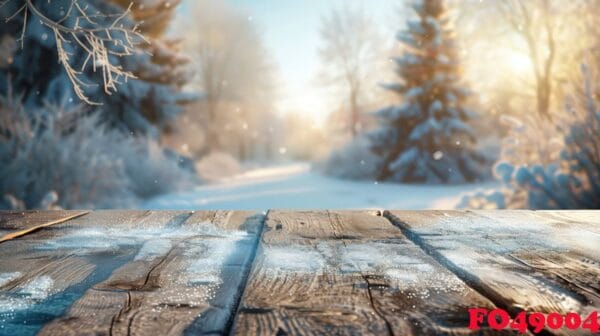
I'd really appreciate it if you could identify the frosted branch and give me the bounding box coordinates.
[4,0,146,105]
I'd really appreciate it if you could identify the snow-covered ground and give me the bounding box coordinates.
[142,163,500,210]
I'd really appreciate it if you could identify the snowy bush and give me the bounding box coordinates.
[460,65,600,209]
[497,114,564,166]
[0,96,196,209]
[319,136,380,180]
[195,152,242,182]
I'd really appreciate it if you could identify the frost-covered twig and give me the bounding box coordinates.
[3,0,146,105]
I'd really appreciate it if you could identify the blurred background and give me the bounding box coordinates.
[0,0,598,210]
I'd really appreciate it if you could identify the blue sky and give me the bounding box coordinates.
[179,0,402,124]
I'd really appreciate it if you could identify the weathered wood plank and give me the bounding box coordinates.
[537,210,600,235]
[0,210,167,336]
[16,210,186,336]
[0,210,88,243]
[232,210,503,335]
[39,210,264,336]
[385,210,600,336]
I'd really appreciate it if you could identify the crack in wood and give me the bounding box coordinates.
[362,274,395,336]
[552,272,599,302]
[327,210,395,336]
[109,290,132,336]
[141,246,176,289]
[107,212,195,334]
[127,310,140,336]
[4,210,596,335]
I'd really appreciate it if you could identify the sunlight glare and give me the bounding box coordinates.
[278,85,329,128]
[507,51,531,75]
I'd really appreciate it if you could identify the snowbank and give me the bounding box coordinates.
[143,163,499,210]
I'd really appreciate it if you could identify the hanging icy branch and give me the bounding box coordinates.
[2,0,146,105]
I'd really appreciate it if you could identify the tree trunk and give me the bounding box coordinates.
[349,90,359,138]
[535,75,552,121]
[238,137,247,162]
[199,99,221,157]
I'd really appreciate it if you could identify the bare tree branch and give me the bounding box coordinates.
[319,5,381,138]
[3,0,146,105]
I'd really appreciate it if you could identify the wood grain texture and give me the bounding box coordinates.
[385,210,600,336]
[0,210,88,243]
[1,210,596,336]
[537,210,600,235]
[232,210,503,336]
[39,210,264,336]
[0,211,155,336]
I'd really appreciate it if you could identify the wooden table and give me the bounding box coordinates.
[0,210,597,335]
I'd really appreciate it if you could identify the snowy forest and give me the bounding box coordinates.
[0,0,598,210]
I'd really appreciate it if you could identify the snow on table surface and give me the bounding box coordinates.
[143,163,499,210]
[0,210,597,336]
[385,210,600,332]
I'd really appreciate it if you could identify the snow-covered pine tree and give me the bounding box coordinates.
[108,0,195,137]
[369,0,487,183]
[0,0,192,137]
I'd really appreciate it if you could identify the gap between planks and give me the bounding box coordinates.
[232,210,505,335]
[222,210,269,335]
[381,210,571,336]
[380,211,520,309]
[4,210,591,335]
[33,210,267,336]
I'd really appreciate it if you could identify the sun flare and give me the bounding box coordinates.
[507,51,531,74]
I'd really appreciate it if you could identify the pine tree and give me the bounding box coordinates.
[108,0,195,137]
[0,0,192,137]
[369,0,487,183]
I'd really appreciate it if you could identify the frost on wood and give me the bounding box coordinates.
[367,0,490,184]
[0,275,55,317]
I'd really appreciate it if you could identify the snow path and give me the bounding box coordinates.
[142,163,499,210]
